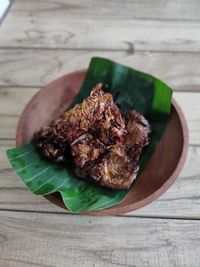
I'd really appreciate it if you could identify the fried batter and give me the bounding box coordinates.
[76,110,151,190]
[125,110,150,147]
[92,104,126,145]
[77,144,138,190]
[34,124,67,163]
[35,83,126,168]
[35,84,151,190]
[71,133,106,168]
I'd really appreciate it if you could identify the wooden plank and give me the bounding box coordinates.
[174,93,200,146]
[0,87,39,116]
[1,2,200,51]
[0,91,200,218]
[0,89,199,144]
[10,0,200,21]
[0,211,200,267]
[1,49,200,91]
[0,88,39,140]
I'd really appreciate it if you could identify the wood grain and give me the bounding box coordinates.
[11,0,200,21]
[1,2,200,51]
[0,87,39,140]
[0,211,200,267]
[1,49,200,91]
[0,89,199,218]
[0,0,200,264]
[0,87,39,116]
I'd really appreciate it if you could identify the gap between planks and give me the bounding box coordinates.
[1,85,200,94]
[0,208,199,221]
[2,46,200,54]
[0,208,200,221]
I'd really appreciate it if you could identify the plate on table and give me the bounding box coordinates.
[16,70,188,216]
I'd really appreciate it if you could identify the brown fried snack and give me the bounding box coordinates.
[76,144,139,190]
[35,83,150,190]
[53,83,111,143]
[91,104,126,145]
[34,83,126,168]
[54,84,126,145]
[71,134,106,168]
[125,110,150,148]
[34,124,68,163]
[76,111,151,190]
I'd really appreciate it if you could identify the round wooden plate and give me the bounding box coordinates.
[16,70,188,216]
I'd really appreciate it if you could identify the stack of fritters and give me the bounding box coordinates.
[35,83,151,190]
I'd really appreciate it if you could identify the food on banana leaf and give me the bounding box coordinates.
[34,83,151,190]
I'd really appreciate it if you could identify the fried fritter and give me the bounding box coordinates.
[35,83,126,168]
[35,83,151,190]
[125,110,150,148]
[76,110,151,190]
[34,124,67,163]
[53,83,126,145]
[71,133,106,168]
[92,104,126,145]
[77,144,138,190]
[53,83,110,143]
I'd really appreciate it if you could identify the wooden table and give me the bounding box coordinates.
[0,1,200,266]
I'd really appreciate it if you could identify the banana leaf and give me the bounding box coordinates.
[7,57,172,213]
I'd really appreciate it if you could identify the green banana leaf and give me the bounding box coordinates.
[7,57,172,213]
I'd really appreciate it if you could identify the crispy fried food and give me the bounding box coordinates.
[77,144,139,190]
[71,133,106,168]
[53,83,110,143]
[93,145,139,190]
[53,83,126,145]
[35,83,126,167]
[35,83,151,190]
[76,110,151,190]
[92,104,126,145]
[125,110,150,147]
[34,124,68,163]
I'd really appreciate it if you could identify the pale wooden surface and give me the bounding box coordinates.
[0,1,200,266]
[0,211,200,267]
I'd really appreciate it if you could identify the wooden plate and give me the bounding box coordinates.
[16,70,188,216]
